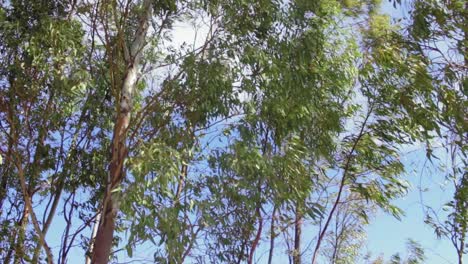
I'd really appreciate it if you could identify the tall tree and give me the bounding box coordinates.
[90,0,153,262]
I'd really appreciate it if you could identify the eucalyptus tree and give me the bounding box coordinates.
[198,1,415,263]
[0,1,94,263]
[400,1,467,263]
[0,0,465,264]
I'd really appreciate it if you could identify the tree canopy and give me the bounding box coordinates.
[0,0,466,263]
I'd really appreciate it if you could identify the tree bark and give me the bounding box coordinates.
[268,206,277,264]
[248,205,263,264]
[91,1,152,263]
[86,213,101,264]
[293,203,302,264]
[13,206,29,264]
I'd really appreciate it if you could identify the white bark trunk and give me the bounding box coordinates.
[91,1,153,263]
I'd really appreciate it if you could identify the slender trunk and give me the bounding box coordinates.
[91,66,135,263]
[59,192,77,264]
[248,205,263,264]
[10,147,54,263]
[311,110,370,264]
[86,213,101,264]
[293,203,302,264]
[180,227,201,263]
[268,207,277,264]
[7,161,54,264]
[91,2,152,263]
[237,238,247,264]
[32,180,64,263]
[331,213,340,263]
[175,164,188,204]
[249,127,269,264]
[13,206,29,264]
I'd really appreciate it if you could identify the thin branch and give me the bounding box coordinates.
[311,107,373,264]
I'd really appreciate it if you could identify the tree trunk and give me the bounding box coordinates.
[248,205,263,264]
[293,203,302,264]
[91,1,152,263]
[86,213,101,264]
[13,206,29,264]
[268,206,277,264]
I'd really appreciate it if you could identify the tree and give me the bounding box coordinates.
[0,1,91,263]
[402,1,467,263]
